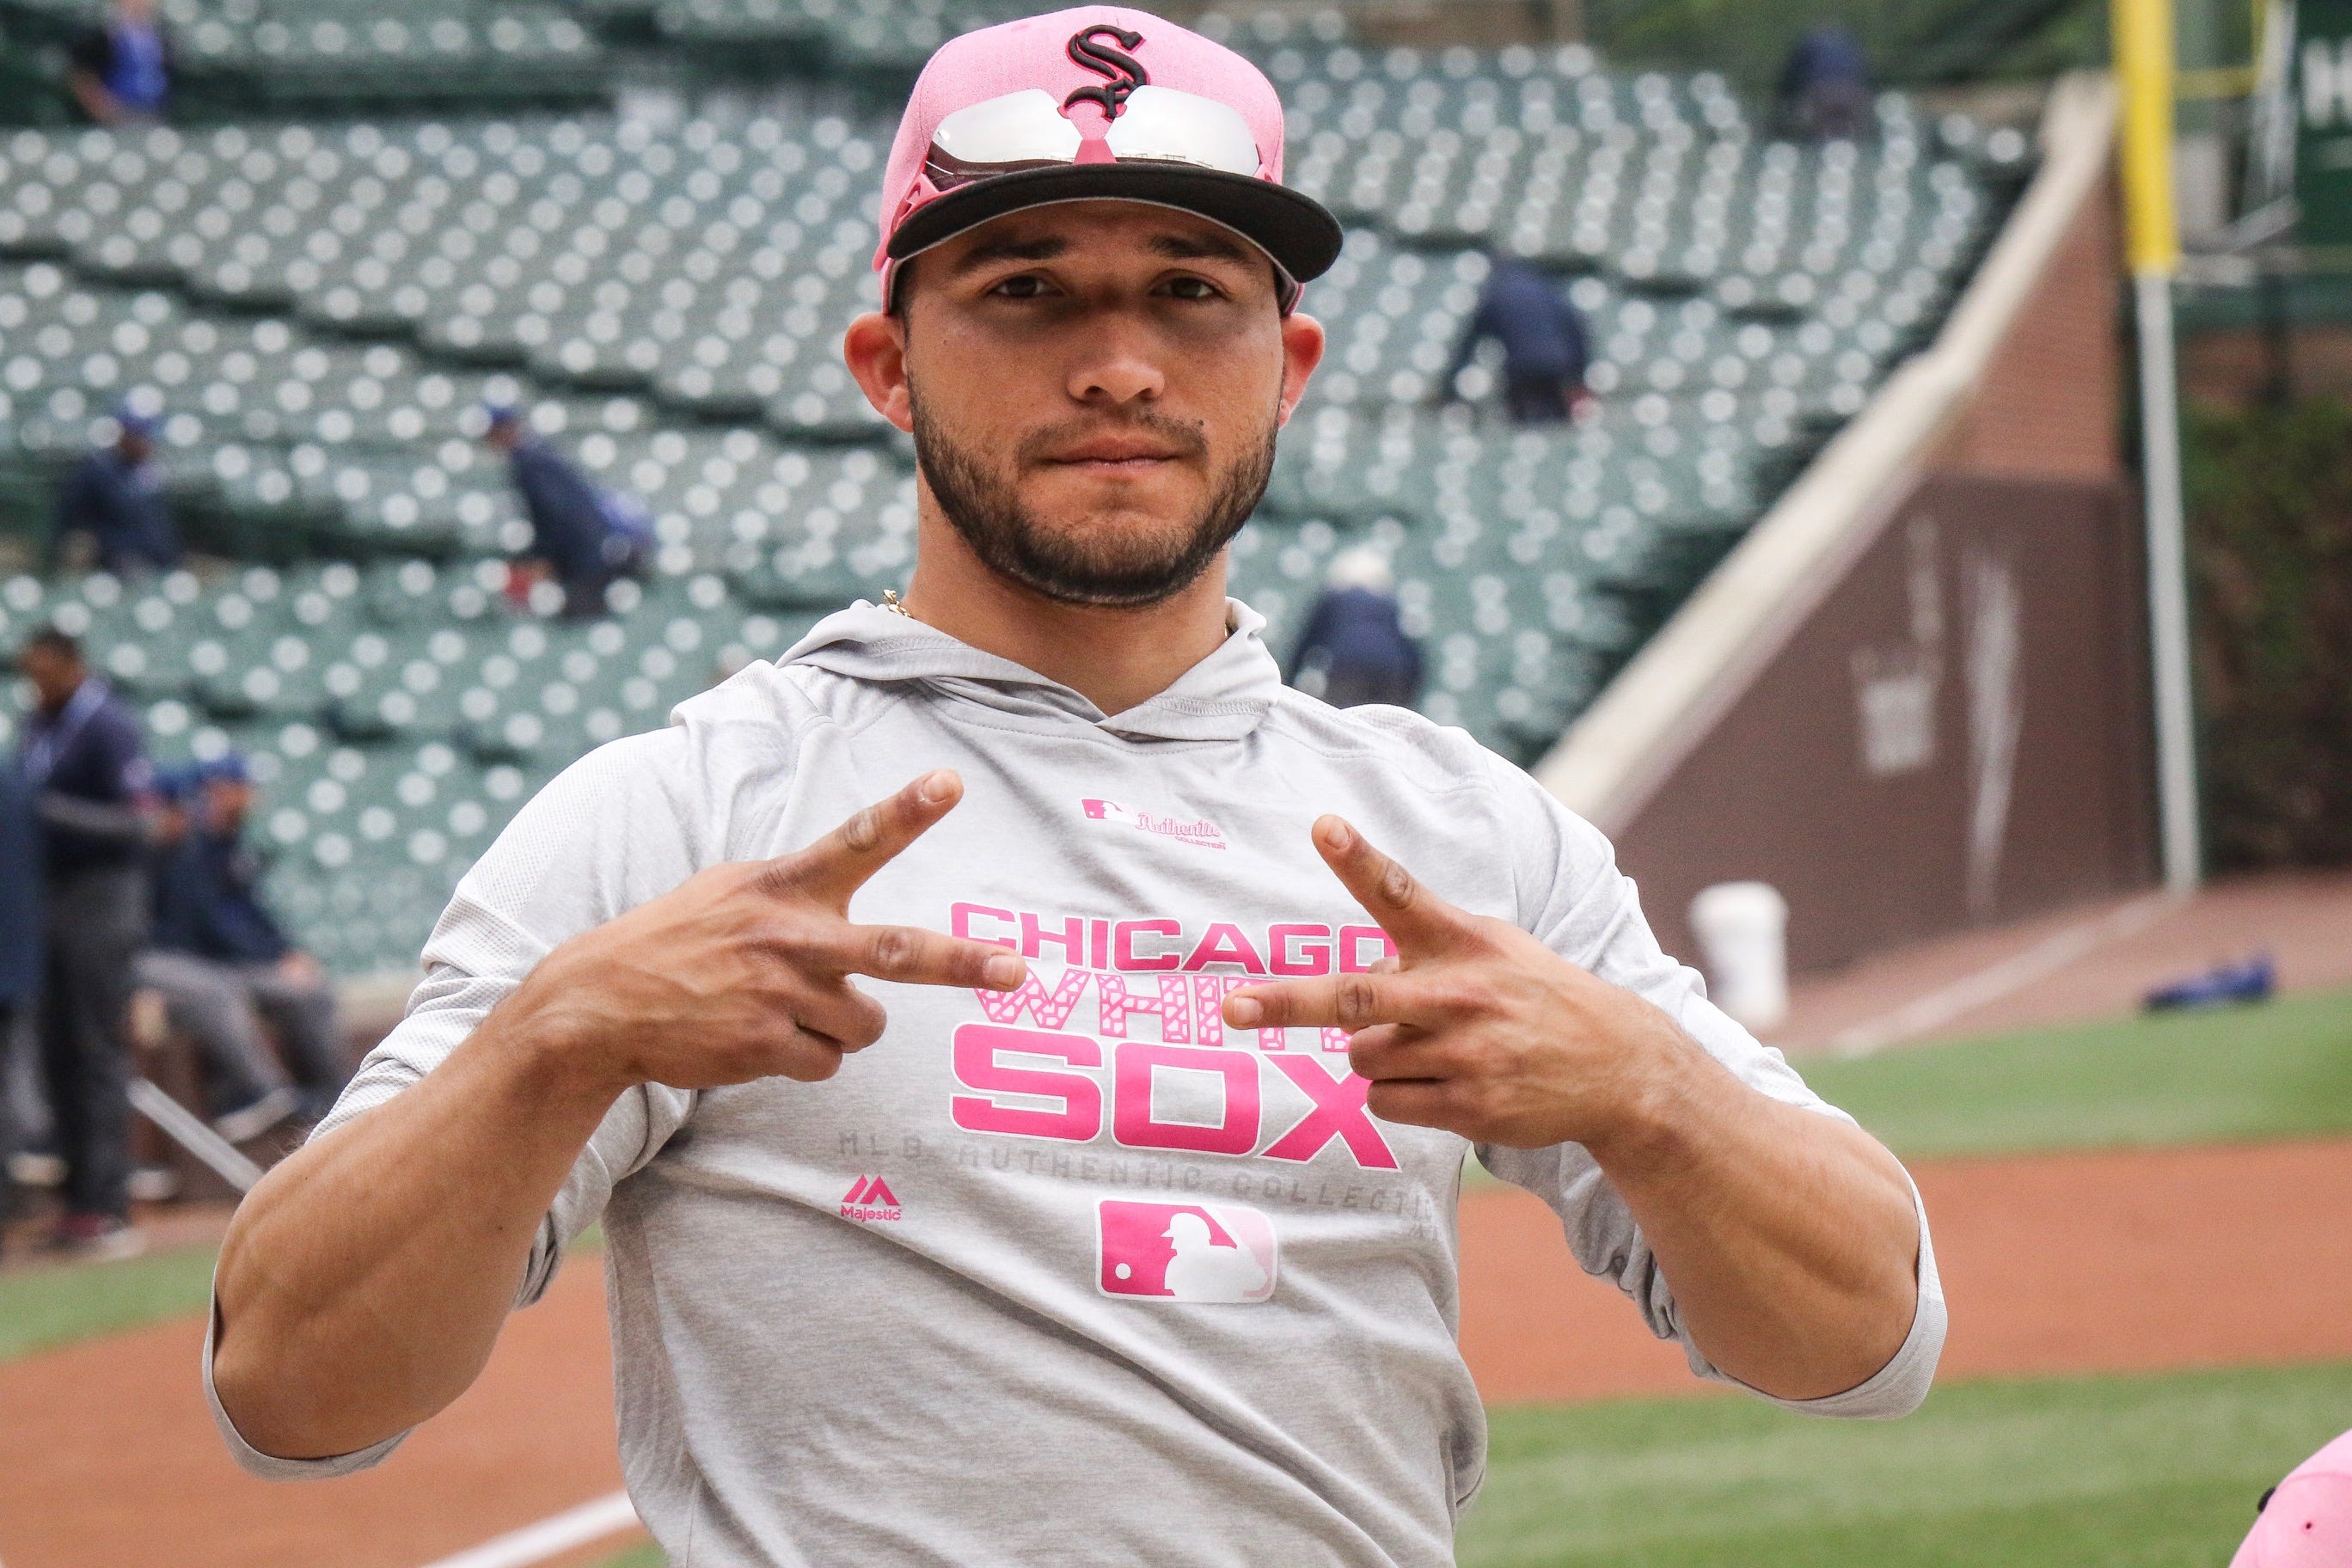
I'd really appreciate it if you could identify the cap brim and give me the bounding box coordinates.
[886,163,1343,289]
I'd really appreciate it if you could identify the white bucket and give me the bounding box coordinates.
[1688,881,1791,1032]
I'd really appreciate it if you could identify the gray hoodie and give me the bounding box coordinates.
[209,599,1944,1566]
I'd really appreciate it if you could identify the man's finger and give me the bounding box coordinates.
[783,978,891,1053]
[1222,971,1443,1033]
[1311,815,1479,957]
[775,770,964,909]
[1362,1077,1466,1132]
[810,922,1026,992]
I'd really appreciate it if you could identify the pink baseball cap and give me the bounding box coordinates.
[873,6,1342,312]
[2233,1429,2352,1568]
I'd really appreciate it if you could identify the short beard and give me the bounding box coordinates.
[911,393,1277,609]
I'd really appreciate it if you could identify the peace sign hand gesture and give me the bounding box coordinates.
[1222,816,1691,1151]
[511,769,1027,1097]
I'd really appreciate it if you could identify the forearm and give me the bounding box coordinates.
[38,791,150,844]
[1588,1039,1920,1402]
[68,73,119,124]
[211,1007,618,1458]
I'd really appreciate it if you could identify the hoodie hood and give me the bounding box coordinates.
[776,598,1287,744]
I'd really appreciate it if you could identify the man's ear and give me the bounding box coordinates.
[843,310,915,433]
[1276,310,1326,428]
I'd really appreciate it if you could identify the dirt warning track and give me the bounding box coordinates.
[1457,1137,2352,1404]
[5,1138,2350,1568]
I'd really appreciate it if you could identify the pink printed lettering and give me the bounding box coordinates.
[1262,1057,1399,1169]
[1111,1044,1259,1155]
[952,903,1016,947]
[1114,919,1183,972]
[951,1025,1103,1141]
[1338,925,1398,972]
[1095,973,1192,1042]
[1269,923,1334,976]
[972,967,1092,1030]
[1022,912,1085,965]
[1181,922,1267,975]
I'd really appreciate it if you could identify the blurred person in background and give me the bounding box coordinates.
[65,0,174,126]
[145,753,348,1122]
[482,404,652,620]
[0,729,41,1242]
[138,765,304,1142]
[1286,548,1422,709]
[1777,25,1871,142]
[1439,251,1595,426]
[16,627,153,1258]
[55,405,182,576]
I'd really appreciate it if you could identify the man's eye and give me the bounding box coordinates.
[989,275,1050,298]
[1162,277,1222,300]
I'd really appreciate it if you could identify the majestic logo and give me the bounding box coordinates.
[1081,798,1228,850]
[1097,1199,1277,1302]
[839,1174,902,1222]
[1064,24,1148,118]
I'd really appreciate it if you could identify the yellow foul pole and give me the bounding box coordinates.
[2112,0,2202,891]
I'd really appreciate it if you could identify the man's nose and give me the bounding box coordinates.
[1065,315,1167,407]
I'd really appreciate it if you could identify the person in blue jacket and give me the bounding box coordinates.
[65,0,173,126]
[1285,548,1424,711]
[1438,254,1595,426]
[55,406,182,576]
[138,766,303,1142]
[16,626,153,1257]
[0,732,42,1241]
[1777,25,1871,142]
[146,753,347,1119]
[483,404,650,619]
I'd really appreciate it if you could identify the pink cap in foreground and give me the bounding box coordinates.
[2233,1428,2352,1568]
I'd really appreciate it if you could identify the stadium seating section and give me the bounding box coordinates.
[0,9,2030,976]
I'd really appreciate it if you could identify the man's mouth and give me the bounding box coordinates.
[1037,432,1196,471]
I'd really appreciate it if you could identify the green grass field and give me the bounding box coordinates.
[0,1241,220,1363]
[589,1362,2350,1568]
[1799,986,2352,1160]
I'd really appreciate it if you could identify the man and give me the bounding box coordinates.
[0,730,40,1241]
[1286,546,1424,709]
[1439,252,1595,426]
[1777,25,1871,143]
[483,404,649,619]
[138,763,308,1140]
[65,0,173,126]
[17,628,151,1258]
[210,13,1942,1564]
[55,406,182,576]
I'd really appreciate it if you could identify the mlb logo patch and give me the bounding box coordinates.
[1096,1199,1277,1303]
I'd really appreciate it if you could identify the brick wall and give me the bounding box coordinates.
[1935,163,2123,482]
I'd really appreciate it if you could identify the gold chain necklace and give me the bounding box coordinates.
[880,588,913,619]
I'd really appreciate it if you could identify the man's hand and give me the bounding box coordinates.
[1224,815,1926,1405]
[505,769,1026,1098]
[1222,814,1695,1152]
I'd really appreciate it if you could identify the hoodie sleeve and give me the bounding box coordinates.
[1469,755,1945,1420]
[205,725,718,1479]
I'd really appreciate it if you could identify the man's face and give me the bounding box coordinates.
[848,201,1322,608]
[118,427,151,464]
[205,777,254,833]
[19,646,81,711]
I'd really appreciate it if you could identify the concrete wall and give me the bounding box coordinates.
[1538,76,2158,977]
[1617,475,2154,971]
